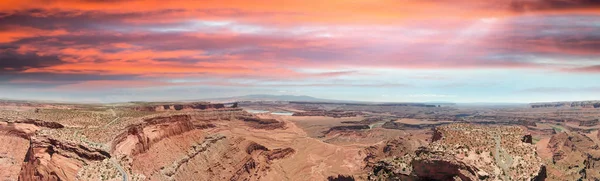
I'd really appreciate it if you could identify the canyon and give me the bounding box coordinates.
[1,100,600,180]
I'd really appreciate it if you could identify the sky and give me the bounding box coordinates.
[1,0,600,103]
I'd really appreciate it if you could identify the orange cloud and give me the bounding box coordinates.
[52,80,176,90]
[0,0,564,26]
[22,60,252,75]
[0,26,67,43]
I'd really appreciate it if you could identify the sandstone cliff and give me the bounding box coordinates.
[112,115,196,155]
[0,124,34,180]
[19,136,110,181]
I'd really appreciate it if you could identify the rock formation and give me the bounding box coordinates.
[106,111,294,181]
[0,124,34,180]
[0,119,69,181]
[522,134,533,144]
[14,119,64,129]
[111,115,197,155]
[19,136,110,181]
[327,175,356,181]
[364,137,421,169]
[547,132,600,180]
[368,124,546,181]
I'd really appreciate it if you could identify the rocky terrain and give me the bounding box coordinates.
[2,100,600,181]
[368,124,546,181]
[531,101,600,108]
[0,102,299,181]
[544,132,600,180]
[20,136,111,181]
[0,101,365,181]
[0,122,41,181]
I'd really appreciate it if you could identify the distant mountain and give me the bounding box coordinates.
[200,94,336,102]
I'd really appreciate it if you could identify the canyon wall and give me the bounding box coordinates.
[19,136,110,181]
[133,102,226,112]
[531,101,600,108]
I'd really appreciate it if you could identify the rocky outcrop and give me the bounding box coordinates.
[411,148,480,181]
[327,175,356,181]
[112,112,273,155]
[364,137,419,169]
[112,115,196,156]
[548,132,598,163]
[522,134,533,144]
[368,124,545,181]
[0,122,38,139]
[133,102,226,112]
[19,136,110,181]
[431,127,443,142]
[0,119,62,139]
[265,148,295,160]
[0,130,31,181]
[547,132,600,180]
[1,120,67,181]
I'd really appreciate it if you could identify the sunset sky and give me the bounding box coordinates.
[1,0,600,103]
